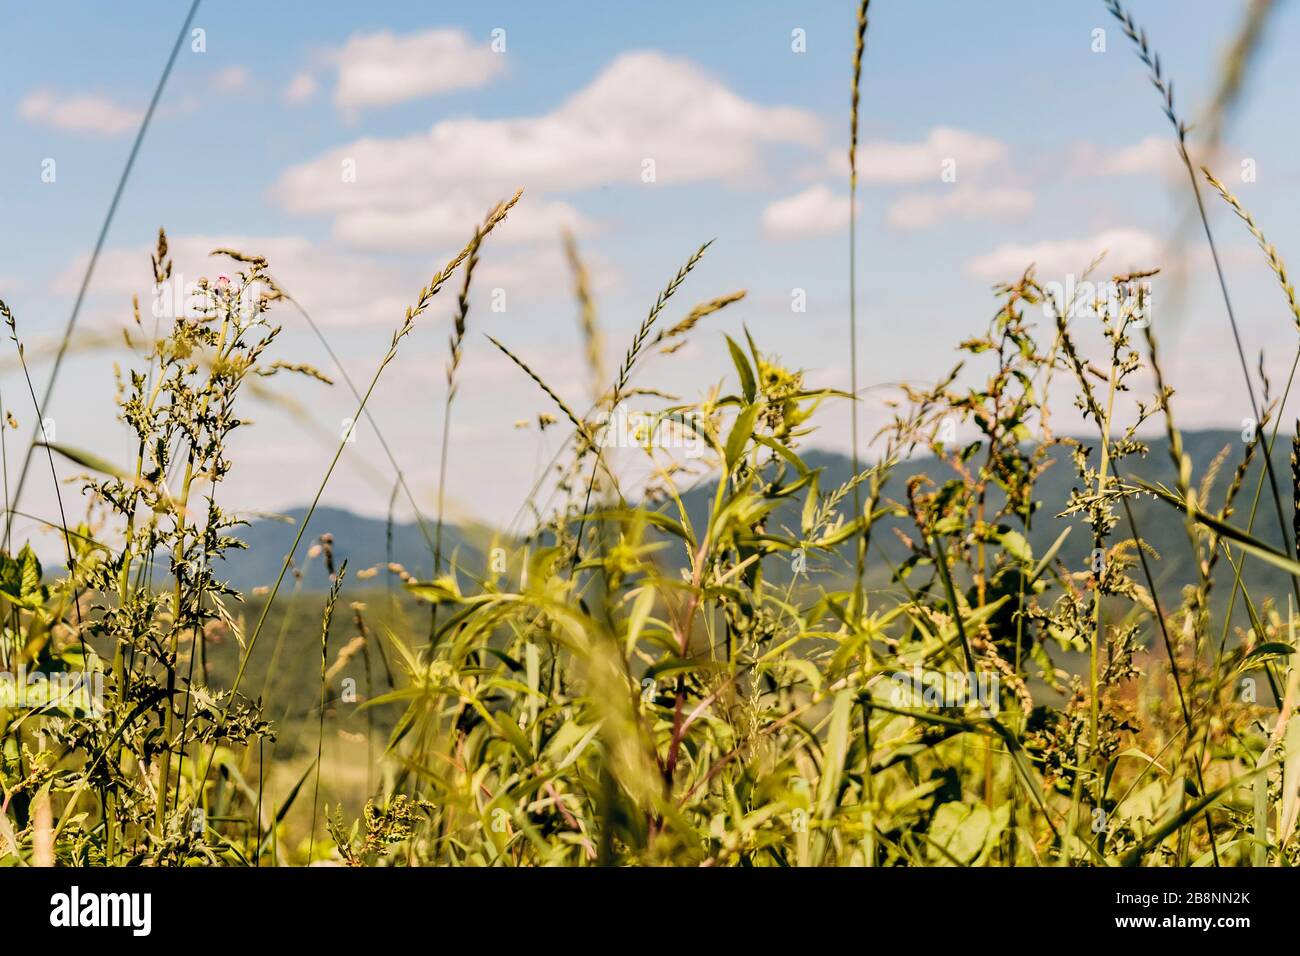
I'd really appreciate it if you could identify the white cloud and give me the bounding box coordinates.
[284,71,318,105]
[964,228,1162,281]
[212,66,250,93]
[333,29,503,115]
[887,185,1033,230]
[476,244,619,307]
[18,89,140,136]
[275,51,821,250]
[1068,135,1180,180]
[1069,135,1238,182]
[847,127,1007,184]
[762,185,854,240]
[53,231,617,329]
[55,235,414,329]
[332,195,595,250]
[1095,136,1172,176]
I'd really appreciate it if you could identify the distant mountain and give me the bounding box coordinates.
[675,428,1296,619]
[219,430,1296,617]
[218,505,490,593]
[680,427,1292,584]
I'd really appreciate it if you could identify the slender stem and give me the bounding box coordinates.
[7,0,201,526]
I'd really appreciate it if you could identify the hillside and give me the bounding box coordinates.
[224,428,1295,615]
[218,505,491,592]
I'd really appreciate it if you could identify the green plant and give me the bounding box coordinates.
[0,1,1298,870]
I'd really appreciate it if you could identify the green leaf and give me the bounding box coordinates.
[17,544,41,599]
[811,689,853,865]
[1140,480,1300,578]
[405,575,463,604]
[1120,760,1277,866]
[724,403,761,471]
[274,760,317,829]
[37,442,134,481]
[999,529,1032,564]
[1240,642,1295,667]
[1029,526,1071,584]
[602,507,695,549]
[0,555,21,600]
[800,472,821,536]
[927,802,991,865]
[623,586,655,655]
[0,548,42,610]
[1283,716,1300,844]
[726,335,756,403]
[1253,756,1270,867]
[1114,746,1169,777]
[753,434,809,475]
[470,696,532,761]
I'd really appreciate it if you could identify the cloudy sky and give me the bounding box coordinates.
[2,0,1299,548]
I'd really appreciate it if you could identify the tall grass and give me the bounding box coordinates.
[0,2,1297,868]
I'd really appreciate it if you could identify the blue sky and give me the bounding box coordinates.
[2,0,1299,545]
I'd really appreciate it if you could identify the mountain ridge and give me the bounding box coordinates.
[221,428,1291,606]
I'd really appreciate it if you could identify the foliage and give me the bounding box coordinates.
[0,0,1297,868]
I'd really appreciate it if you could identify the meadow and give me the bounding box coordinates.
[0,0,1297,868]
